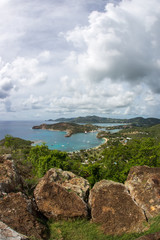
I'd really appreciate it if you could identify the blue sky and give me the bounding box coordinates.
[0,0,160,120]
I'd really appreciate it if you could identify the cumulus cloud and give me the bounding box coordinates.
[22,95,45,110]
[1,0,160,119]
[0,56,47,98]
[47,76,135,117]
[0,90,9,99]
[66,0,160,93]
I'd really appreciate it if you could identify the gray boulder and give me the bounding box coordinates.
[0,221,28,240]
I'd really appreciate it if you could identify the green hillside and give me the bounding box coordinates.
[54,115,160,126]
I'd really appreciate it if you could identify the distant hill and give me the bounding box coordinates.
[53,115,160,126]
[54,115,126,123]
[126,117,160,126]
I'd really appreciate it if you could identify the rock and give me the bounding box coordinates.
[89,180,147,235]
[0,192,46,239]
[136,232,160,240]
[34,168,88,220]
[41,168,90,201]
[0,158,22,193]
[125,166,160,219]
[0,221,29,240]
[3,154,12,160]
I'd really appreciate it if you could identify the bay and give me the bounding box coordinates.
[0,121,121,152]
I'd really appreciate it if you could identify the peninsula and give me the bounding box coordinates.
[32,122,99,137]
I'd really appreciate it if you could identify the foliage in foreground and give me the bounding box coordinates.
[71,137,160,186]
[1,134,32,150]
[49,215,160,240]
[28,144,73,178]
[26,137,160,186]
[1,134,160,187]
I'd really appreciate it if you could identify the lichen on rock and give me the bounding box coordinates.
[0,156,22,194]
[125,166,160,219]
[0,192,46,240]
[89,180,147,235]
[34,168,89,220]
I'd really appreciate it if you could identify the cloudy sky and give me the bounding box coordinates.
[0,0,160,120]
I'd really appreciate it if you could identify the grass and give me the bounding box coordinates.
[48,215,160,240]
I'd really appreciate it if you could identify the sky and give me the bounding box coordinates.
[0,0,160,120]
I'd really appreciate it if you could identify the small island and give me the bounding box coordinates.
[32,122,99,137]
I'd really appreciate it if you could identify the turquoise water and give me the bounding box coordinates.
[0,121,121,152]
[32,130,105,152]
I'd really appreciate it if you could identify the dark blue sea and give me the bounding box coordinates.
[0,121,121,152]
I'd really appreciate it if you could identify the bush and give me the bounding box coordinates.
[28,144,70,178]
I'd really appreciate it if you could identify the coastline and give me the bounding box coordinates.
[68,137,108,153]
[91,137,108,150]
[31,140,44,146]
[31,135,108,152]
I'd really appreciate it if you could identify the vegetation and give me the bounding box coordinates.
[54,115,160,126]
[69,137,160,186]
[32,122,99,137]
[0,134,32,151]
[1,125,160,187]
[49,215,160,240]
[28,144,71,178]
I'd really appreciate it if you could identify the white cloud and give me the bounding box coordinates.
[22,95,45,110]
[66,0,160,93]
[38,51,52,63]
[0,0,160,120]
[0,56,47,94]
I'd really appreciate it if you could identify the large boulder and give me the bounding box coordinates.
[125,166,160,219]
[89,180,147,235]
[136,232,160,240]
[34,168,89,220]
[0,156,22,194]
[0,221,29,240]
[38,168,90,201]
[0,192,46,240]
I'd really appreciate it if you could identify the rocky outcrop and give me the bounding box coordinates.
[0,156,22,194]
[0,221,29,240]
[0,192,46,240]
[125,166,160,219]
[39,168,90,201]
[1,156,160,239]
[89,180,147,235]
[34,168,89,220]
[136,232,160,240]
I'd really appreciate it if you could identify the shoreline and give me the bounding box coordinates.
[32,136,108,152]
[31,140,44,146]
[91,137,108,150]
[68,137,108,153]
[31,134,108,153]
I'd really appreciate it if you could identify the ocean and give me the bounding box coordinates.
[0,121,121,152]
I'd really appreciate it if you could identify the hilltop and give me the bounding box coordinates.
[0,124,160,239]
[0,135,160,239]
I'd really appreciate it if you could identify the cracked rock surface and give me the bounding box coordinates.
[34,168,89,220]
